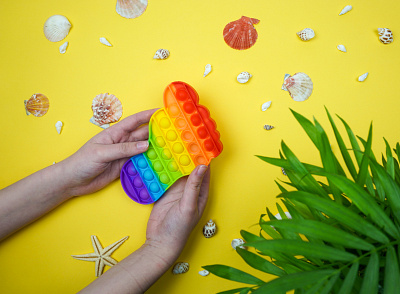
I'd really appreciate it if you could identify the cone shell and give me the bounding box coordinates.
[358,72,369,82]
[43,15,71,42]
[24,93,50,117]
[339,5,352,16]
[116,0,148,19]
[153,49,170,60]
[59,41,68,54]
[282,72,313,102]
[100,37,112,47]
[203,219,216,238]
[337,44,347,52]
[55,121,63,134]
[172,262,189,274]
[296,28,315,41]
[223,16,260,50]
[90,93,123,128]
[378,28,393,44]
[203,64,212,77]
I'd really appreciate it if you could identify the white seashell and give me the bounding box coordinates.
[172,262,189,274]
[198,270,210,276]
[339,5,352,16]
[153,49,170,60]
[55,121,63,134]
[237,72,252,84]
[264,125,274,131]
[116,0,148,19]
[261,101,272,111]
[378,28,393,44]
[281,72,313,102]
[100,37,112,47]
[203,219,216,238]
[231,238,246,250]
[358,72,369,82]
[59,41,68,54]
[337,45,347,52]
[203,64,212,77]
[274,212,292,220]
[53,162,56,165]
[43,15,72,42]
[281,74,290,91]
[296,28,315,41]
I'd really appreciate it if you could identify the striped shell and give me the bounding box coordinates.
[203,219,216,238]
[378,28,393,44]
[153,49,170,60]
[116,0,148,19]
[282,72,313,102]
[43,15,71,42]
[223,16,260,50]
[24,93,50,117]
[172,262,189,274]
[90,93,123,128]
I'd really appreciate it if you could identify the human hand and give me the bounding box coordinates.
[62,109,157,197]
[145,165,210,263]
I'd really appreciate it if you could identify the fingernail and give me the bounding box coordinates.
[137,141,149,150]
[197,165,208,176]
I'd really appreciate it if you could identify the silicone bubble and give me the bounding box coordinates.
[120,81,223,204]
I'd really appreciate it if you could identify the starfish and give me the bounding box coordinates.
[72,235,129,277]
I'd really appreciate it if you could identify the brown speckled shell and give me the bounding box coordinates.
[223,16,259,50]
[91,93,123,126]
[25,93,50,117]
[378,28,393,44]
[172,262,189,274]
[203,219,216,238]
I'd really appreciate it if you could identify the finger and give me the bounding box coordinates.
[118,109,158,132]
[96,141,149,163]
[197,166,210,215]
[128,124,149,142]
[180,165,208,213]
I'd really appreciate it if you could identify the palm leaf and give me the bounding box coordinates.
[383,246,400,294]
[217,287,253,294]
[203,265,265,285]
[359,252,379,294]
[356,123,373,187]
[338,262,359,294]
[236,248,286,277]
[384,138,395,179]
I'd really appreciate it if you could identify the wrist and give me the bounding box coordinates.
[143,239,181,267]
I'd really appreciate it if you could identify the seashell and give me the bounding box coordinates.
[172,262,189,275]
[274,212,292,220]
[223,16,260,50]
[203,219,216,238]
[281,167,287,176]
[199,270,210,276]
[264,125,274,131]
[296,28,315,41]
[43,15,72,42]
[231,238,247,250]
[53,162,56,165]
[59,41,68,54]
[90,93,123,129]
[24,93,50,117]
[378,28,393,44]
[100,37,112,47]
[358,72,369,82]
[237,72,252,84]
[55,121,63,134]
[337,44,347,52]
[153,49,170,60]
[261,101,271,111]
[116,0,148,19]
[281,72,313,102]
[203,64,212,77]
[281,74,290,91]
[339,5,352,16]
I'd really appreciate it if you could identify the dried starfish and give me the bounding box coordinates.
[72,235,129,277]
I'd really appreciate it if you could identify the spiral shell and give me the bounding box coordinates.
[358,72,369,82]
[231,238,246,250]
[116,0,148,19]
[100,37,112,47]
[172,262,189,274]
[24,93,50,117]
[153,49,170,60]
[43,15,71,42]
[281,72,313,102]
[59,41,68,54]
[296,28,315,41]
[237,72,252,84]
[223,16,260,50]
[261,101,271,111]
[55,121,63,134]
[90,93,123,129]
[264,125,274,131]
[203,219,216,238]
[337,45,347,52]
[378,28,393,44]
[281,167,287,176]
[199,270,210,276]
[339,5,352,16]
[203,64,212,77]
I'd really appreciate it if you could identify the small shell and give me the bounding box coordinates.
[203,219,216,238]
[281,74,290,91]
[59,41,68,54]
[264,125,274,131]
[337,44,347,52]
[378,28,393,44]
[237,72,252,84]
[172,262,189,275]
[281,167,287,176]
[203,64,212,77]
[90,93,123,128]
[282,72,313,102]
[223,16,260,50]
[153,49,170,60]
[274,212,292,220]
[24,93,50,117]
[116,0,148,19]
[358,72,369,82]
[199,270,210,277]
[43,15,72,42]
[261,101,272,111]
[55,121,63,134]
[231,238,246,250]
[296,28,315,41]
[100,37,112,47]
[339,5,352,16]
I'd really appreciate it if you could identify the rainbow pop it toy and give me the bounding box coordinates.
[120,81,223,204]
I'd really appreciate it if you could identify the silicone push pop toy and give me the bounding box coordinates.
[120,81,223,204]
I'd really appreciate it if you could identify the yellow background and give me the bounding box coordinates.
[1,0,400,293]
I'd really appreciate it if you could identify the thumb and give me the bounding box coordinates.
[96,141,149,162]
[180,165,208,211]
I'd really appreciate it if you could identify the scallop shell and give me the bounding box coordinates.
[203,64,212,77]
[296,28,315,41]
[274,212,292,220]
[237,72,252,84]
[199,270,210,277]
[223,16,260,50]
[281,72,313,102]
[339,5,352,16]
[100,37,112,47]
[55,121,63,134]
[261,101,271,111]
[43,15,71,42]
[337,44,347,52]
[358,72,369,82]
[231,238,246,250]
[378,28,393,44]
[172,262,189,275]
[264,125,274,131]
[59,41,68,54]
[90,93,123,128]
[24,93,50,117]
[116,0,148,19]
[153,49,170,60]
[203,219,216,238]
